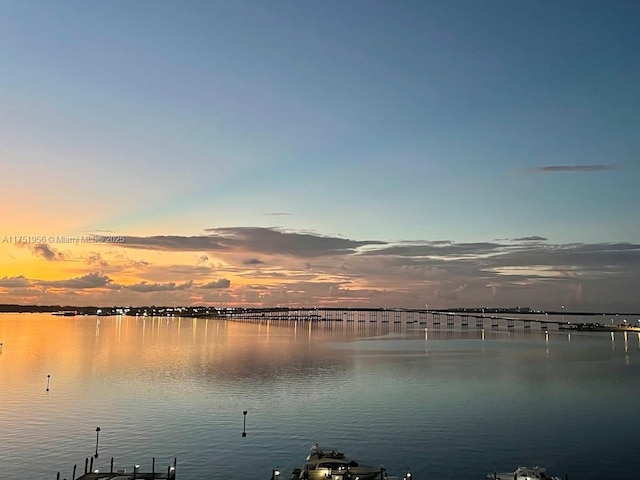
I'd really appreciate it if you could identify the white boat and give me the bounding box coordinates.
[291,445,383,480]
[486,466,562,480]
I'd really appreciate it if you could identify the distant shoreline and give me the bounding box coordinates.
[1,304,639,317]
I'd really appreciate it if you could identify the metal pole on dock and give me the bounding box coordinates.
[242,410,247,437]
[94,427,101,457]
[84,457,88,474]
[72,464,76,480]
[89,456,93,472]
[110,457,114,473]
[152,457,155,476]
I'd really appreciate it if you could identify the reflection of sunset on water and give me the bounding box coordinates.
[2,313,640,479]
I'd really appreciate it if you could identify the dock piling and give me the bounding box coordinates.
[94,427,100,458]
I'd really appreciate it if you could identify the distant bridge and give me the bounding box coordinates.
[201,307,640,332]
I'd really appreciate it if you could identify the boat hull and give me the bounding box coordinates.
[302,467,382,480]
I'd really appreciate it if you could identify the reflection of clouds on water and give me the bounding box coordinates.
[2,313,640,479]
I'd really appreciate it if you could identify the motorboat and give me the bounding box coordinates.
[486,466,562,480]
[291,445,383,480]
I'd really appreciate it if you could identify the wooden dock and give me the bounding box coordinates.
[74,473,174,480]
[57,457,176,480]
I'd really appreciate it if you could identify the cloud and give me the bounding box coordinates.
[39,272,113,289]
[121,227,385,257]
[265,212,292,216]
[84,252,108,267]
[0,275,31,288]
[120,235,225,251]
[126,280,194,293]
[28,243,67,261]
[361,241,502,258]
[512,236,547,242]
[199,278,231,289]
[434,283,468,301]
[521,164,617,173]
[4,224,640,311]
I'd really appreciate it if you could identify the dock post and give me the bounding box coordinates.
[110,457,114,473]
[84,457,88,474]
[94,427,101,458]
[89,456,93,472]
[152,457,155,476]
[57,472,60,480]
[72,464,77,480]
[242,410,247,437]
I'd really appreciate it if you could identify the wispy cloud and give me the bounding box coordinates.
[84,252,108,267]
[512,236,547,242]
[521,164,617,174]
[23,243,67,261]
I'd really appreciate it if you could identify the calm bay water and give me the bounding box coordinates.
[1,313,639,479]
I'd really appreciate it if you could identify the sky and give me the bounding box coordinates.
[1,0,639,311]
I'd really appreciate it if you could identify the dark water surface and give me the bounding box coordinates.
[1,313,639,479]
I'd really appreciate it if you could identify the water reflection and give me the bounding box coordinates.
[1,314,640,480]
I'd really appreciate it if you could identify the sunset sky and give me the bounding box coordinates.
[1,1,639,311]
